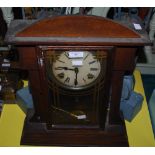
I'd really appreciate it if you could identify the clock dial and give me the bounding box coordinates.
[52,51,101,89]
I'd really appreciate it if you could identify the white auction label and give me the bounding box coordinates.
[2,63,10,67]
[77,114,86,120]
[72,60,83,66]
[3,59,10,63]
[133,23,142,30]
[69,52,84,58]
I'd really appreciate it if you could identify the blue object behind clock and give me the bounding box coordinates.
[16,86,33,109]
[120,75,143,122]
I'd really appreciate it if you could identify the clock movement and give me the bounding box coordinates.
[5,15,150,146]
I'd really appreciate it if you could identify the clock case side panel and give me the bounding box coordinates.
[109,47,138,125]
[36,46,115,130]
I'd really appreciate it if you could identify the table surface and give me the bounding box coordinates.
[0,70,154,146]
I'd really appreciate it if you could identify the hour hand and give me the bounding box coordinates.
[55,67,74,71]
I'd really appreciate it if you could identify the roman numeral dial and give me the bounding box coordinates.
[52,51,102,89]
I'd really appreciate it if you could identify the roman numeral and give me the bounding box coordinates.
[64,77,70,83]
[89,60,96,65]
[57,59,65,63]
[90,68,98,71]
[64,52,69,59]
[57,72,64,79]
[87,73,94,79]
[55,67,64,70]
[84,54,89,60]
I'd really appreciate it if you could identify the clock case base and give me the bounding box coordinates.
[20,110,128,146]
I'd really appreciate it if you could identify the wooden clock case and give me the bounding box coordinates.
[5,15,150,146]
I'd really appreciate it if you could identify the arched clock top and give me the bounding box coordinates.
[5,15,151,46]
[16,15,140,38]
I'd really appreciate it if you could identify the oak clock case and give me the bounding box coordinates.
[40,47,113,129]
[5,15,151,146]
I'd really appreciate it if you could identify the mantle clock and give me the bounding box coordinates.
[5,15,150,146]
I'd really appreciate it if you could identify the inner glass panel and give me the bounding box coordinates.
[45,50,107,127]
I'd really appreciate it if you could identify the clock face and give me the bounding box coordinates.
[51,51,101,89]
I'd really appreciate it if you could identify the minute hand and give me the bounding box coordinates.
[74,67,79,86]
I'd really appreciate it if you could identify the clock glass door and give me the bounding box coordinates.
[41,47,113,129]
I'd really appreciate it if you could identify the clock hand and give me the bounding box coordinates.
[74,67,79,86]
[84,53,89,60]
